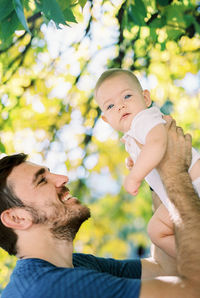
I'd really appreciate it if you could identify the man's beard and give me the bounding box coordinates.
[49,202,90,241]
[25,198,90,241]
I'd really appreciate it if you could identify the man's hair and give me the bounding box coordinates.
[0,153,28,255]
[94,68,143,96]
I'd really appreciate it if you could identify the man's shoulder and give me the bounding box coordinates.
[2,258,87,298]
[73,253,141,279]
[2,259,56,298]
[2,256,141,298]
[73,252,108,271]
[73,252,120,269]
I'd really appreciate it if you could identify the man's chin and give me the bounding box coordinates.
[82,205,91,220]
[50,205,91,241]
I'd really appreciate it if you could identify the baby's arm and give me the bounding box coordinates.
[147,203,176,258]
[124,123,167,195]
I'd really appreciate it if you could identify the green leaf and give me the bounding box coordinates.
[184,14,195,27]
[128,0,147,26]
[0,10,21,41]
[148,16,166,28]
[23,0,31,11]
[193,19,200,34]
[149,27,158,42]
[12,0,31,33]
[78,0,87,9]
[165,6,186,28]
[63,8,77,23]
[0,0,14,22]
[42,0,66,27]
[160,42,166,51]
[0,141,6,153]
[128,4,146,26]
[57,0,70,11]
[166,27,183,40]
[157,0,171,6]
[134,0,146,18]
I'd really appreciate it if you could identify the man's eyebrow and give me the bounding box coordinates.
[32,167,49,184]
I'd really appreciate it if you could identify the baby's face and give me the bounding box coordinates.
[96,74,151,133]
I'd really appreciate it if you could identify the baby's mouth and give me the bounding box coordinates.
[121,113,131,121]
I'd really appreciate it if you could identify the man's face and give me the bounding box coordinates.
[7,162,90,241]
[96,74,151,133]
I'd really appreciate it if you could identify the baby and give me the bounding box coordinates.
[94,68,200,258]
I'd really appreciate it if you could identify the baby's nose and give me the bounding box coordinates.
[118,103,125,110]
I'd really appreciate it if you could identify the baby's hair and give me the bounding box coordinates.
[95,68,143,96]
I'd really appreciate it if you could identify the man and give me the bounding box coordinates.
[0,117,200,298]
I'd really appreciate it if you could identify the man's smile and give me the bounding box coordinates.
[62,192,73,202]
[58,187,79,204]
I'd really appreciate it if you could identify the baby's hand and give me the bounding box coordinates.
[125,156,134,171]
[123,173,141,196]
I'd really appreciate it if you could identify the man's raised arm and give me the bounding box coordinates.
[158,119,200,282]
[140,117,200,298]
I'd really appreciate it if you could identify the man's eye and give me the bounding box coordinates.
[38,177,47,185]
[107,104,114,110]
[124,94,131,100]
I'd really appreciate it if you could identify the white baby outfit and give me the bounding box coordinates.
[123,106,200,209]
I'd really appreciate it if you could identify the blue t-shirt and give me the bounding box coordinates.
[2,253,141,298]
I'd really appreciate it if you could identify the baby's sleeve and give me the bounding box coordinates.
[128,107,166,144]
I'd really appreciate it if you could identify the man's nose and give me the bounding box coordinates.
[49,173,69,187]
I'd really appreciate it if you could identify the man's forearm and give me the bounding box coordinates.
[161,171,200,281]
[140,119,200,297]
[156,120,200,281]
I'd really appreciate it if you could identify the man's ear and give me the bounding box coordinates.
[101,114,108,123]
[143,89,152,107]
[1,208,33,230]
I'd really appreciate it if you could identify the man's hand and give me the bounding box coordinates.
[157,116,192,178]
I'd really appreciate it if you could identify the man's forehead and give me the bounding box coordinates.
[7,161,43,185]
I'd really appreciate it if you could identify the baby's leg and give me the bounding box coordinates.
[147,203,176,258]
[189,159,200,197]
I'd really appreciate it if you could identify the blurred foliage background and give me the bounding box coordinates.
[0,0,200,292]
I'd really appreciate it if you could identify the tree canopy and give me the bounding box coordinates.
[0,0,200,291]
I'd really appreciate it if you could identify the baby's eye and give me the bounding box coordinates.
[124,94,131,100]
[107,104,114,110]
